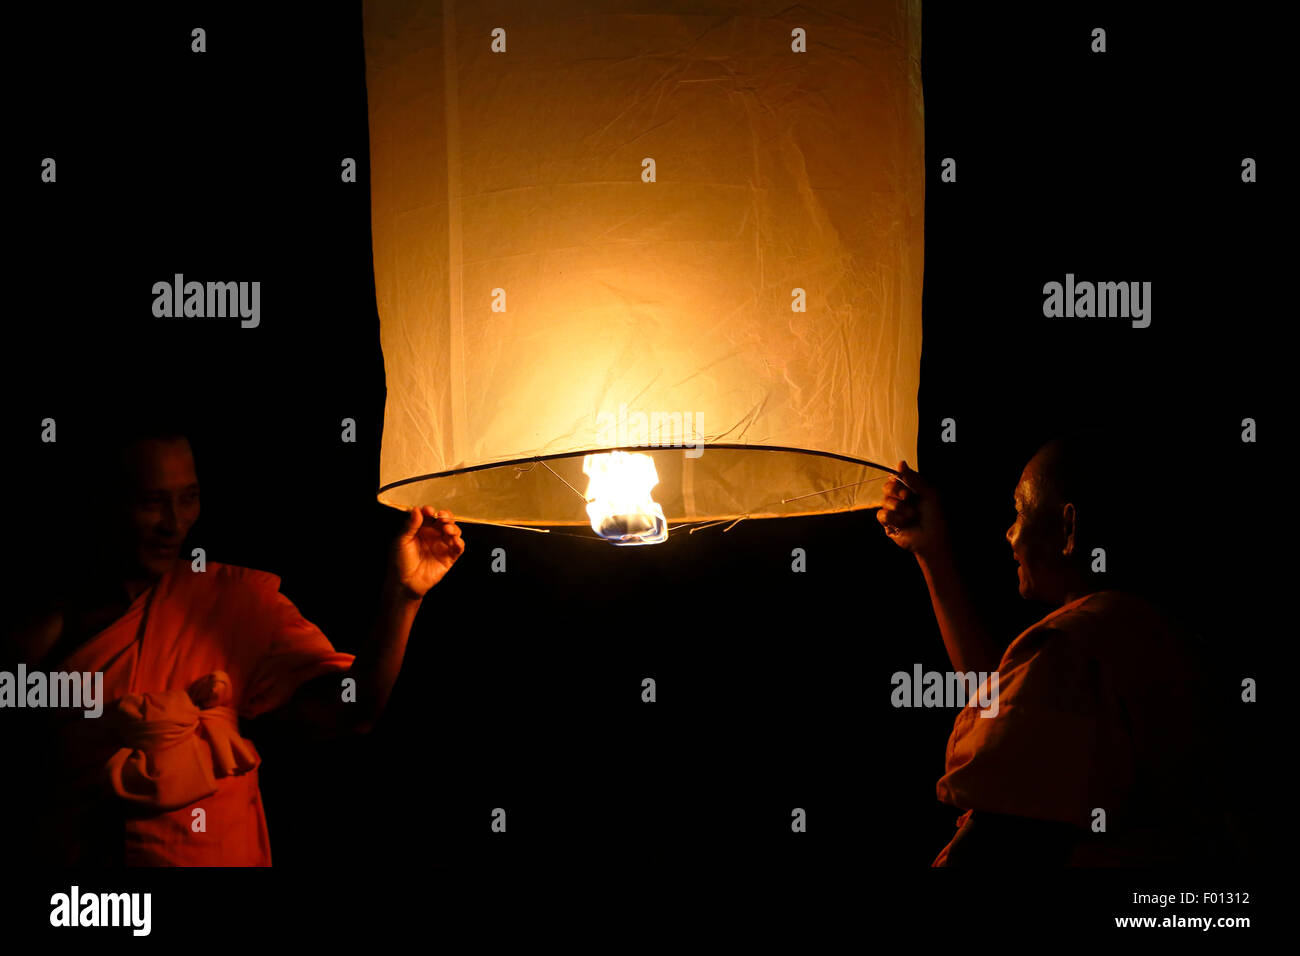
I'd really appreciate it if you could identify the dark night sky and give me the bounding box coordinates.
[1,0,1276,931]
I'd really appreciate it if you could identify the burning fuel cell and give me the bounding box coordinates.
[582,452,668,546]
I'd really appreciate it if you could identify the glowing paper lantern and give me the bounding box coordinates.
[364,0,924,540]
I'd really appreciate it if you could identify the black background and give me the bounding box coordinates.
[2,0,1276,936]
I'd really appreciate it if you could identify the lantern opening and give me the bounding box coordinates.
[377,446,899,535]
[582,451,668,546]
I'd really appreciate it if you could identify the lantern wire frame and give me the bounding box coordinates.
[377,444,907,543]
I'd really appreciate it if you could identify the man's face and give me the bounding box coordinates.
[119,438,200,578]
[1005,457,1062,602]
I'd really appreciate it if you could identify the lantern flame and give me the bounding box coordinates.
[582,451,668,546]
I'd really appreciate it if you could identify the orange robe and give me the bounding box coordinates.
[932,589,1216,866]
[46,561,354,866]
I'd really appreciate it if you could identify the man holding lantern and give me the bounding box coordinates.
[879,435,1235,865]
[3,420,464,865]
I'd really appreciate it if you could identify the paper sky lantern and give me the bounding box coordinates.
[364,0,923,543]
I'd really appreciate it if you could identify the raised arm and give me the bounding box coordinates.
[877,462,1001,676]
[276,506,465,735]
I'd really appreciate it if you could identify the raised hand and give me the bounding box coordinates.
[391,506,465,599]
[877,461,949,557]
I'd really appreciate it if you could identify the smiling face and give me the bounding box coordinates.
[117,437,201,579]
[1006,448,1077,604]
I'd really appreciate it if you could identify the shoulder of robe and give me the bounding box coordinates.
[1047,590,1152,627]
[175,561,284,598]
[1007,592,1134,664]
[1050,590,1184,665]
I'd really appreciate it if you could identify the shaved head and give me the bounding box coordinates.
[1030,435,1107,519]
[1008,429,1143,605]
